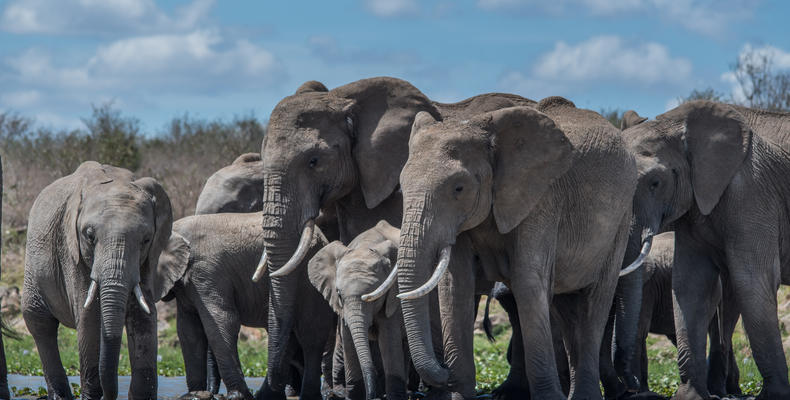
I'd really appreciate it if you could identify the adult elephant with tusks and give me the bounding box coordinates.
[366,98,639,399]
[621,100,790,400]
[22,162,173,400]
[254,76,537,400]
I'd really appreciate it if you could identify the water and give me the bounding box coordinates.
[7,374,266,399]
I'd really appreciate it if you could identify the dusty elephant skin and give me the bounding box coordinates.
[622,100,790,400]
[308,220,407,400]
[21,161,173,400]
[392,99,637,399]
[0,155,9,400]
[258,76,537,399]
[155,212,334,400]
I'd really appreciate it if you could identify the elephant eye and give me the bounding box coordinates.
[649,179,660,192]
[309,157,318,169]
[85,227,96,242]
[455,185,464,193]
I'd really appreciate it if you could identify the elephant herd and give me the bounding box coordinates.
[5,76,790,400]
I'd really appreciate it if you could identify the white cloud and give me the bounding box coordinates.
[0,0,214,35]
[363,0,419,17]
[0,90,41,108]
[533,35,691,84]
[477,0,756,36]
[720,43,790,104]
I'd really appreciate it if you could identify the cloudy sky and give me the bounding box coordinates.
[1,0,788,132]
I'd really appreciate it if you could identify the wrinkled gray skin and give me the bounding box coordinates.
[0,155,8,400]
[22,162,172,400]
[397,99,636,399]
[156,212,334,400]
[622,100,790,399]
[309,221,407,400]
[632,232,741,397]
[195,153,264,215]
[259,76,536,399]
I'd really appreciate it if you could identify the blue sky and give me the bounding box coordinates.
[1,0,788,133]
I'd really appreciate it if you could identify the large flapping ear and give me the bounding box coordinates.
[335,78,441,209]
[63,181,84,267]
[308,240,348,314]
[475,107,574,234]
[660,101,752,215]
[133,178,174,281]
[621,110,647,130]
[295,80,328,94]
[153,231,190,301]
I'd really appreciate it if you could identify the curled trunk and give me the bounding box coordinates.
[345,299,377,400]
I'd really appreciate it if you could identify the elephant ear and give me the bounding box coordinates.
[665,101,752,215]
[295,80,328,94]
[308,240,348,314]
[621,110,647,130]
[335,78,441,209]
[153,232,190,301]
[133,178,175,282]
[476,107,574,234]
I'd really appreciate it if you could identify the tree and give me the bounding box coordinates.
[599,108,624,129]
[82,103,142,171]
[677,87,726,105]
[729,47,790,111]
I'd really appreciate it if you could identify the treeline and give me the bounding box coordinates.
[0,104,264,228]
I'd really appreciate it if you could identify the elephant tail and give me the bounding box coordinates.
[483,295,495,342]
[1,317,20,341]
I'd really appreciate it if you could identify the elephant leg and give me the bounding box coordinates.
[125,288,158,400]
[550,311,569,396]
[330,321,346,399]
[377,315,408,400]
[320,327,336,397]
[77,311,102,400]
[23,305,72,400]
[296,337,325,400]
[672,231,720,400]
[719,276,741,396]
[635,290,655,394]
[341,322,365,400]
[492,288,530,400]
[198,304,251,398]
[176,305,208,392]
[437,235,477,399]
[727,252,790,399]
[207,347,221,394]
[598,305,622,400]
[0,329,7,400]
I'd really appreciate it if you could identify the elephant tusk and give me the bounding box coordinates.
[619,234,654,277]
[134,284,151,314]
[270,219,315,278]
[251,249,269,282]
[361,261,399,302]
[83,280,98,309]
[398,246,451,300]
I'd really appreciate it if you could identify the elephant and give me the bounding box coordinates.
[621,100,790,399]
[308,220,407,400]
[195,153,264,215]
[0,155,8,400]
[371,98,639,399]
[22,161,173,400]
[256,76,537,398]
[155,211,334,400]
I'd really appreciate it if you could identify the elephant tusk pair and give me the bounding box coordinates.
[83,281,151,315]
[361,261,399,302]
[269,219,316,278]
[398,245,452,300]
[619,234,654,277]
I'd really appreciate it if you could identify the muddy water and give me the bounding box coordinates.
[7,374,266,399]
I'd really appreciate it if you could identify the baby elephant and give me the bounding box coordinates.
[155,212,335,400]
[308,221,407,400]
[23,162,173,400]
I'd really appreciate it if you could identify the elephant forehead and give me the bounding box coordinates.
[337,255,385,286]
[268,93,348,129]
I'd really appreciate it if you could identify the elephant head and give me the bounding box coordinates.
[388,107,573,386]
[195,153,264,215]
[58,163,174,398]
[257,77,438,389]
[308,221,400,400]
[621,100,752,260]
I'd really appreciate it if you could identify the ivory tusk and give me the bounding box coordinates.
[398,246,452,300]
[83,280,98,309]
[619,235,654,277]
[134,284,151,314]
[251,249,269,282]
[270,219,315,278]
[361,261,399,302]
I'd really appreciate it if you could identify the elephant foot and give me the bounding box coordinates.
[756,384,790,400]
[178,391,218,400]
[620,391,668,400]
[490,379,530,400]
[418,388,452,400]
[224,389,254,400]
[671,384,720,400]
[253,386,286,400]
[283,384,298,397]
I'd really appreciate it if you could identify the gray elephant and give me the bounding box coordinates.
[195,153,264,215]
[308,220,406,400]
[0,155,8,400]
[622,100,790,399]
[154,211,334,400]
[22,162,173,400]
[371,99,637,399]
[256,77,536,398]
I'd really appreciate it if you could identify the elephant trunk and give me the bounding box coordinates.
[98,253,131,400]
[345,298,377,400]
[397,197,450,388]
[261,172,314,391]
